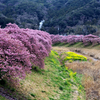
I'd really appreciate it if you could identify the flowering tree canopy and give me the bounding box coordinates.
[0,23,52,82]
[51,34,100,46]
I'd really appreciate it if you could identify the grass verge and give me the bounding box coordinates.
[53,42,100,49]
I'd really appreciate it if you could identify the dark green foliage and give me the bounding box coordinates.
[30,93,36,97]
[3,2,40,17]
[0,79,6,86]
[0,17,14,28]
[0,0,100,34]
[48,27,58,34]
[47,0,100,34]
[45,50,85,99]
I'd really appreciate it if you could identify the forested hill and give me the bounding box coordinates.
[0,0,100,35]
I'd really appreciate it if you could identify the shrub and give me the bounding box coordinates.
[82,34,99,46]
[62,52,87,63]
[50,34,100,46]
[50,34,65,44]
[50,34,84,45]
[0,23,52,84]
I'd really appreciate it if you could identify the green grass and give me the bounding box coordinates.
[0,50,86,100]
[53,42,83,47]
[44,50,86,100]
[0,95,7,100]
[53,42,100,49]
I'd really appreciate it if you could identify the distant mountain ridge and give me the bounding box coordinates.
[0,0,100,35]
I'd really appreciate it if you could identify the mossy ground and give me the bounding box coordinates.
[0,50,86,100]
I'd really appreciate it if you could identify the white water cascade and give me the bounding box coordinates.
[39,20,45,30]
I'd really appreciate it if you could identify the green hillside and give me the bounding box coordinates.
[0,0,100,35]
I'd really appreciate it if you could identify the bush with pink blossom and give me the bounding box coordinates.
[0,23,52,84]
[82,34,99,46]
[51,34,84,45]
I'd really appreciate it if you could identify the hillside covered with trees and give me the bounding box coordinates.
[0,0,100,35]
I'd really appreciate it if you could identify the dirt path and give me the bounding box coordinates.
[52,46,100,100]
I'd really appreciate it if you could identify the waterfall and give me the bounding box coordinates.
[39,20,45,30]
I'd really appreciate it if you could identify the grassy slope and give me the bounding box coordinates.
[0,50,86,100]
[53,42,100,50]
[0,95,7,100]
[53,43,100,99]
